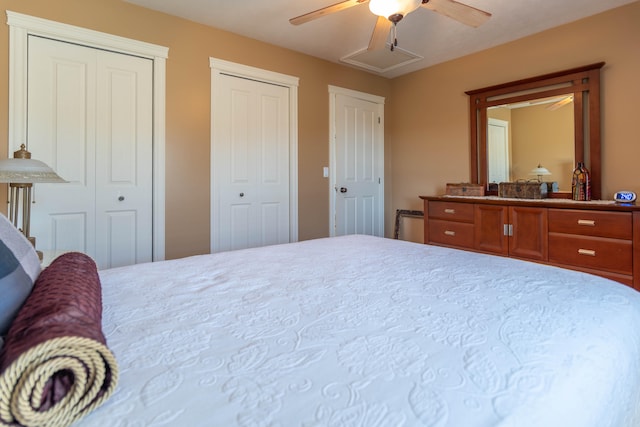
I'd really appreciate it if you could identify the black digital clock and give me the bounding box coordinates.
[614,191,637,203]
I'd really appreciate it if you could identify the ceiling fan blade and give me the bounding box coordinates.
[547,95,574,111]
[368,16,392,50]
[421,0,491,27]
[290,0,369,26]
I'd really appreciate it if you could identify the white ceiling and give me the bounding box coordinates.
[124,0,636,79]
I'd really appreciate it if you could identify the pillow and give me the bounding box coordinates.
[0,213,41,336]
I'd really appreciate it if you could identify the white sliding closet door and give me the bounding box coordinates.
[27,35,153,269]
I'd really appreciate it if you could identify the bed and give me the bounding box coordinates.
[3,233,640,426]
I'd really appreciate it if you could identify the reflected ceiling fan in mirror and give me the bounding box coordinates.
[290,0,492,51]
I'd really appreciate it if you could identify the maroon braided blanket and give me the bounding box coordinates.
[0,252,118,427]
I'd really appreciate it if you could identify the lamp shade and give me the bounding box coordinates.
[0,145,66,184]
[369,0,422,19]
[530,163,551,183]
[0,158,66,183]
[530,164,551,177]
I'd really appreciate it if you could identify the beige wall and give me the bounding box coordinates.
[511,104,574,190]
[1,0,639,254]
[389,1,640,242]
[0,0,391,259]
[488,103,574,189]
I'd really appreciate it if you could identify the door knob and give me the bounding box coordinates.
[340,187,347,193]
[118,196,125,201]
[239,192,245,198]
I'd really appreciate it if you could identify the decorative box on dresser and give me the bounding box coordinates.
[420,196,640,291]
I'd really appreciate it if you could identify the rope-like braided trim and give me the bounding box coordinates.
[0,336,119,427]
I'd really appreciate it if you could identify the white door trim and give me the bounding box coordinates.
[328,85,385,237]
[6,11,168,261]
[209,57,299,251]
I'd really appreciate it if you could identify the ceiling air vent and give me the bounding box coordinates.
[341,45,423,75]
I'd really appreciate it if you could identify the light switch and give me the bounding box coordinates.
[323,167,329,178]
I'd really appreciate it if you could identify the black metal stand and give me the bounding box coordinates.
[393,209,424,239]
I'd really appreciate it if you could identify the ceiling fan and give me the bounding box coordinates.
[290,0,491,51]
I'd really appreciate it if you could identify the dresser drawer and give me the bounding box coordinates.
[548,233,633,275]
[548,209,632,239]
[429,201,474,223]
[429,219,475,249]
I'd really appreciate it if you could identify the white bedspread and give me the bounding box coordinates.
[79,235,640,427]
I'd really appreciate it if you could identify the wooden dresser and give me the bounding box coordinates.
[420,196,640,290]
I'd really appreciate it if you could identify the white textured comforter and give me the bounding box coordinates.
[80,235,640,427]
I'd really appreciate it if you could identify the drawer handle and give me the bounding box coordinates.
[444,209,456,214]
[577,219,596,226]
[578,249,596,256]
[444,230,456,237]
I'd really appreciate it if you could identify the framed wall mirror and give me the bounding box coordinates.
[466,62,604,199]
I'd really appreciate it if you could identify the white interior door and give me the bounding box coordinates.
[212,73,291,252]
[27,35,153,269]
[488,118,510,183]
[331,87,384,237]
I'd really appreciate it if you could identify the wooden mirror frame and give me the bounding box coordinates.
[466,62,604,199]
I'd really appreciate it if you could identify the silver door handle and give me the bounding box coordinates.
[118,196,125,201]
[340,187,347,193]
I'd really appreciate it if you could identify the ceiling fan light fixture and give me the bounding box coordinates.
[369,0,422,20]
